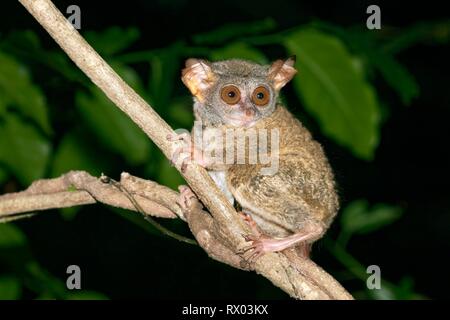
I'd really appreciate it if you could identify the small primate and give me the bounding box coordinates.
[169,57,339,259]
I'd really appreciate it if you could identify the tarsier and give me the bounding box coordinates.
[168,57,339,260]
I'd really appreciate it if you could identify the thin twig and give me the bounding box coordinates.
[100,174,197,245]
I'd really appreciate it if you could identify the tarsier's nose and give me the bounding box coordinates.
[238,98,256,118]
[238,104,255,117]
[245,108,255,117]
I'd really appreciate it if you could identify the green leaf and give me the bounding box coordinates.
[193,18,276,45]
[1,30,42,50]
[368,286,395,300]
[0,52,51,134]
[35,292,57,300]
[25,262,68,299]
[75,64,151,166]
[370,52,419,105]
[84,27,140,55]
[148,44,181,110]
[340,200,403,235]
[285,29,381,160]
[392,277,416,300]
[0,224,31,268]
[110,61,148,95]
[0,166,8,184]
[0,89,8,116]
[0,275,22,299]
[51,131,108,177]
[210,42,267,64]
[0,224,27,249]
[156,156,185,190]
[59,207,80,221]
[66,291,109,300]
[383,20,450,54]
[167,98,195,128]
[317,25,419,105]
[0,113,51,185]
[76,90,150,165]
[0,31,85,84]
[350,33,419,106]
[51,131,111,220]
[368,276,423,300]
[310,22,420,105]
[346,30,419,105]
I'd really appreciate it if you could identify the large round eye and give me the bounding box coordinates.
[220,85,241,105]
[251,86,270,106]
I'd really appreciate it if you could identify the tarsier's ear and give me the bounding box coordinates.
[267,56,297,91]
[181,58,216,102]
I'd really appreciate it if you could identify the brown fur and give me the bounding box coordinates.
[182,58,339,244]
[226,105,339,238]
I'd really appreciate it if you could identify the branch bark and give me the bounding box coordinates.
[9,0,353,300]
[0,171,245,270]
[0,171,179,222]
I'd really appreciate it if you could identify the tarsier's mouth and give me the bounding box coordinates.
[225,105,260,128]
[225,116,257,128]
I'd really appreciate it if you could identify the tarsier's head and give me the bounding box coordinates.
[181,57,297,127]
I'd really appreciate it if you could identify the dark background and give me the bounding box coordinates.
[0,0,449,299]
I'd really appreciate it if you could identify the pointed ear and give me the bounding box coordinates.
[267,56,297,91]
[181,58,216,102]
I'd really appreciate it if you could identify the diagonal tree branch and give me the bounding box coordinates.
[11,0,353,300]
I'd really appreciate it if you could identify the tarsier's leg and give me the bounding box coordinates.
[240,221,323,262]
[178,183,317,263]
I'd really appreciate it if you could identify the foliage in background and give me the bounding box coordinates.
[0,17,449,299]
[0,223,107,299]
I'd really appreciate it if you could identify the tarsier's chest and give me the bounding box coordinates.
[208,171,235,205]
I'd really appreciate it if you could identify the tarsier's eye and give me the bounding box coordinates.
[220,85,241,105]
[251,86,270,106]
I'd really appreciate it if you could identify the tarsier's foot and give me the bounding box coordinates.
[167,132,209,172]
[239,234,289,263]
[177,185,198,212]
[239,222,323,263]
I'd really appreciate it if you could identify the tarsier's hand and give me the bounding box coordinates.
[167,132,211,172]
